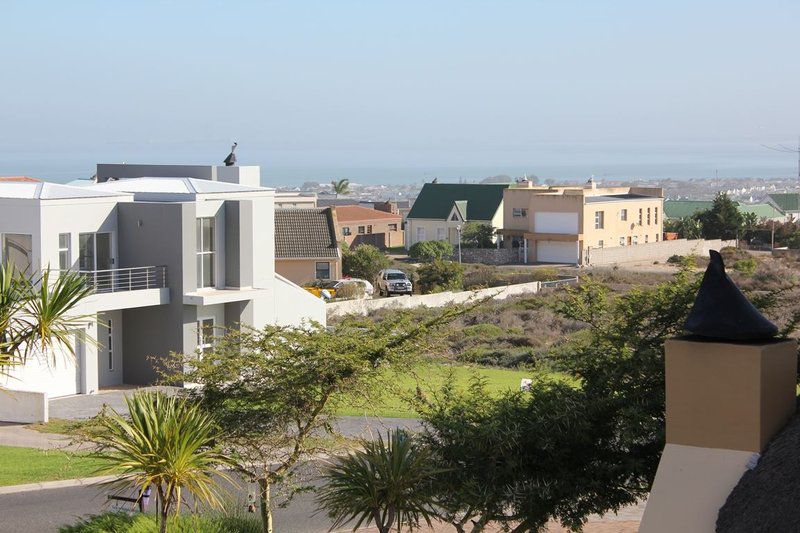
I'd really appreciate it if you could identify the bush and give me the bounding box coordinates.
[409,240,454,262]
[732,257,757,276]
[342,244,391,281]
[60,511,262,533]
[417,259,465,293]
[333,282,366,300]
[460,223,495,248]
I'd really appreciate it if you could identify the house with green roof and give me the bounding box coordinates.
[405,183,509,248]
[737,202,785,222]
[665,199,785,222]
[766,193,800,219]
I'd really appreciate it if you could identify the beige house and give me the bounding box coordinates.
[274,207,342,285]
[498,180,664,264]
[404,183,509,249]
[274,192,317,209]
[335,205,404,249]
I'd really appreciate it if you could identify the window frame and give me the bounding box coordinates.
[107,318,114,371]
[315,261,331,280]
[196,317,216,356]
[58,233,71,272]
[1,233,34,275]
[512,208,528,218]
[594,211,604,229]
[196,217,216,289]
[620,209,627,221]
[357,226,366,235]
[342,226,352,236]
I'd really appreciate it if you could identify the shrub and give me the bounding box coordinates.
[417,260,464,293]
[59,511,262,533]
[460,223,495,248]
[732,257,757,276]
[409,240,454,262]
[343,244,391,281]
[334,282,366,300]
[462,323,504,338]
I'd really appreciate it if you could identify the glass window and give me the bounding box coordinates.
[512,208,528,217]
[647,208,651,225]
[388,224,398,231]
[58,233,71,271]
[655,207,659,225]
[196,218,215,288]
[358,226,366,235]
[107,318,114,371]
[598,240,604,248]
[366,225,373,234]
[620,209,627,221]
[437,228,446,240]
[197,318,215,355]
[638,209,643,225]
[2,233,33,274]
[342,226,351,236]
[645,234,649,243]
[594,211,604,229]
[633,235,639,245]
[79,233,95,271]
[315,262,331,280]
[416,227,426,241]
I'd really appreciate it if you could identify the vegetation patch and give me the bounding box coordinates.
[59,511,262,533]
[0,445,109,486]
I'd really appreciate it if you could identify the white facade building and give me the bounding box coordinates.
[0,165,324,421]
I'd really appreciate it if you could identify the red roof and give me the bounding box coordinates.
[335,205,402,223]
[0,176,40,182]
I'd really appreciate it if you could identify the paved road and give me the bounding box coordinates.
[0,467,353,533]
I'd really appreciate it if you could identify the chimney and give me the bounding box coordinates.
[641,252,797,533]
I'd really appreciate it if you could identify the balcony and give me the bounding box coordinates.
[66,266,170,312]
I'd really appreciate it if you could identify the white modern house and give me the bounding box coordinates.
[0,164,325,422]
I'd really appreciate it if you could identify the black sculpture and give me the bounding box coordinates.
[684,250,778,341]
[223,142,237,167]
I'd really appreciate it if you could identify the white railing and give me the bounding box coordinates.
[65,266,167,293]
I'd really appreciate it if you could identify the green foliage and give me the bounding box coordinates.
[408,240,454,262]
[342,244,391,281]
[461,323,504,338]
[174,307,462,533]
[696,192,744,240]
[59,511,262,533]
[0,445,110,487]
[732,257,758,276]
[86,391,234,533]
[664,216,702,239]
[317,430,440,533]
[460,222,495,249]
[0,265,93,373]
[330,178,350,197]
[417,260,464,293]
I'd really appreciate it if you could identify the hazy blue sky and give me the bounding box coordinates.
[1,1,799,183]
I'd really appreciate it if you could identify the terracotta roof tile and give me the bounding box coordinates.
[335,205,402,222]
[0,176,40,182]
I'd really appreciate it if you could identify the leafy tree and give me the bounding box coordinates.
[0,265,93,377]
[460,222,495,249]
[317,430,440,533]
[331,178,350,198]
[408,240,454,262]
[87,391,234,533]
[417,259,464,293]
[664,216,701,239]
[173,308,462,533]
[696,193,744,240]
[342,244,391,281]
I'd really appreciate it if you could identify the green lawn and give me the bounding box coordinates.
[0,446,109,486]
[335,364,537,418]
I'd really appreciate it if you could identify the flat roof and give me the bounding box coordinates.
[0,181,130,200]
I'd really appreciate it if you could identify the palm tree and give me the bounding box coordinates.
[0,264,93,374]
[331,178,350,198]
[316,430,440,533]
[88,391,235,533]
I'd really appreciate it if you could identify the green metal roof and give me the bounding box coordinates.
[663,200,714,219]
[767,193,800,213]
[407,183,509,221]
[737,203,784,220]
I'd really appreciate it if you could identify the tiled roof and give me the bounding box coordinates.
[663,200,714,219]
[407,183,508,221]
[274,208,340,259]
[767,193,800,213]
[335,205,401,222]
[0,176,40,182]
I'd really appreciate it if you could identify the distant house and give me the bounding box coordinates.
[274,192,317,209]
[737,202,784,222]
[664,199,785,222]
[335,205,403,249]
[405,183,509,248]
[766,193,800,220]
[274,208,342,285]
[0,176,40,182]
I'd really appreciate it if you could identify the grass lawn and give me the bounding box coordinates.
[0,445,110,486]
[335,364,537,418]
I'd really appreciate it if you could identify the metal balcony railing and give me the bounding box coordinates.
[65,266,167,294]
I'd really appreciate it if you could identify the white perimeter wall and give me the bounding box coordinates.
[587,239,737,266]
[0,390,48,423]
[274,273,326,327]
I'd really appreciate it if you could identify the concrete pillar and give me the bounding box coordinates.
[81,317,99,394]
[640,337,797,533]
[523,238,528,264]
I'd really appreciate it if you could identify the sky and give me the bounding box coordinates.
[1,0,799,184]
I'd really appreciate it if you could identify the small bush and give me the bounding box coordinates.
[334,282,366,300]
[732,257,757,276]
[408,240,454,262]
[342,244,391,281]
[666,254,685,265]
[59,511,262,533]
[417,259,464,293]
[462,323,504,338]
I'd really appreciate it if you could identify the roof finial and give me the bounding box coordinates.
[224,142,238,167]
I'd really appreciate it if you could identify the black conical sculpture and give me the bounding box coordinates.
[223,142,237,167]
[684,250,778,341]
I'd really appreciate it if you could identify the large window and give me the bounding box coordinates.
[316,261,331,280]
[512,208,528,217]
[197,317,215,355]
[79,233,112,271]
[437,227,446,240]
[196,218,215,288]
[1,233,33,274]
[58,233,71,271]
[594,211,604,229]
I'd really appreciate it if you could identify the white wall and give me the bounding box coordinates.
[274,274,326,327]
[1,337,83,398]
[0,390,48,423]
[534,212,579,234]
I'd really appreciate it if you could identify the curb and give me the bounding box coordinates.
[0,474,117,495]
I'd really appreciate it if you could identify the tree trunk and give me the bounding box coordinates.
[258,478,274,533]
[157,485,169,533]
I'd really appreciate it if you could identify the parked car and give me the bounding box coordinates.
[376,269,413,296]
[304,278,375,300]
[304,280,339,299]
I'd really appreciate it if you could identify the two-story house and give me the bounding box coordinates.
[0,164,324,418]
[499,179,664,264]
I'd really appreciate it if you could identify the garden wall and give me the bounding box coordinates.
[452,247,521,265]
[587,239,737,266]
[0,390,48,423]
[328,280,548,318]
